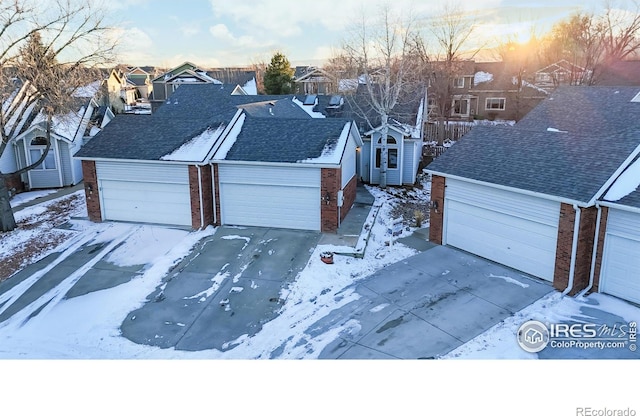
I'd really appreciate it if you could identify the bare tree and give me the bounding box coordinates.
[0,0,117,232]
[416,3,477,144]
[342,4,419,188]
[601,0,640,62]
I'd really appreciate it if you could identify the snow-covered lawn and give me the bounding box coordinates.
[0,180,638,361]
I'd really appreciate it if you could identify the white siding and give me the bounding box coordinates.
[218,164,321,230]
[341,136,356,188]
[444,179,560,281]
[97,161,191,226]
[600,209,640,304]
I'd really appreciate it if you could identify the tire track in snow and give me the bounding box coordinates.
[0,225,140,330]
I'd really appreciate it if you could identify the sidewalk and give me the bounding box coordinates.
[11,183,84,214]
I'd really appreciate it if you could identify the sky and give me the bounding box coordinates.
[105,0,631,69]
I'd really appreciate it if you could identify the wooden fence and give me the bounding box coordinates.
[423,121,474,143]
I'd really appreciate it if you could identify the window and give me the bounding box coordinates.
[485,98,506,110]
[452,98,469,116]
[375,136,398,169]
[30,137,56,170]
[453,77,465,88]
[375,148,398,169]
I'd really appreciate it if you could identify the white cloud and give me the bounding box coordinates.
[111,27,155,65]
[209,23,272,49]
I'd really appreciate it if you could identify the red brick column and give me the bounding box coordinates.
[81,160,102,222]
[321,168,341,232]
[553,204,598,294]
[591,206,609,292]
[429,175,445,244]
[189,165,214,229]
[4,173,25,195]
[340,175,358,222]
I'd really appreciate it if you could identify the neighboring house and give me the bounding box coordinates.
[426,60,547,123]
[125,66,154,100]
[533,59,590,92]
[303,82,426,187]
[293,66,336,95]
[75,83,362,232]
[426,86,640,305]
[594,60,640,86]
[4,81,114,190]
[150,62,257,111]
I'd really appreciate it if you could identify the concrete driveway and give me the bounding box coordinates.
[310,245,554,359]
[120,226,321,351]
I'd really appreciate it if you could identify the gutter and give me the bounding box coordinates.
[562,204,581,296]
[424,171,590,208]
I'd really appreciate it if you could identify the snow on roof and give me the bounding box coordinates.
[73,81,100,98]
[299,122,350,164]
[292,97,325,118]
[161,123,226,162]
[474,71,493,85]
[242,77,257,95]
[603,157,640,201]
[212,112,246,160]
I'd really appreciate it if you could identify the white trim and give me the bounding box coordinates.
[484,97,506,111]
[562,204,581,295]
[598,200,640,214]
[588,143,640,205]
[74,157,196,165]
[213,159,341,169]
[54,138,63,187]
[211,164,217,225]
[426,171,589,207]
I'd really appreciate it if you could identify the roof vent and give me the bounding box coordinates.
[631,91,640,102]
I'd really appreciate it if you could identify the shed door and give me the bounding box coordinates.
[600,209,640,304]
[97,161,191,226]
[218,165,320,231]
[444,179,560,281]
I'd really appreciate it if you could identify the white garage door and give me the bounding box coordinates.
[218,164,320,231]
[600,209,640,304]
[444,179,560,281]
[97,161,192,226]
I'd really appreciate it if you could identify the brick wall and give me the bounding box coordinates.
[3,173,25,195]
[340,175,358,222]
[212,164,221,226]
[321,168,341,232]
[429,175,445,244]
[553,204,598,294]
[591,206,609,292]
[81,160,102,222]
[188,165,214,229]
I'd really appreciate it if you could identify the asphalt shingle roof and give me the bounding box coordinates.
[515,86,640,134]
[427,86,640,204]
[76,84,313,161]
[615,189,640,209]
[427,125,640,204]
[225,117,350,163]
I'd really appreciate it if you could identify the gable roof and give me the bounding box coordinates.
[76,84,323,162]
[427,86,640,205]
[222,117,353,164]
[515,86,640,135]
[426,125,640,204]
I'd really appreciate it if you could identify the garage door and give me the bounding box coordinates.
[97,161,191,226]
[444,179,560,281]
[218,164,320,231]
[600,209,640,304]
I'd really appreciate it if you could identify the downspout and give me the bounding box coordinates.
[197,165,204,229]
[562,204,581,296]
[211,164,217,225]
[580,202,603,296]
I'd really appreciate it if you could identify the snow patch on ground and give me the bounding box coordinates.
[488,273,529,288]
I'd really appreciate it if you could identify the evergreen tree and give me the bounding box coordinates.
[263,52,294,95]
